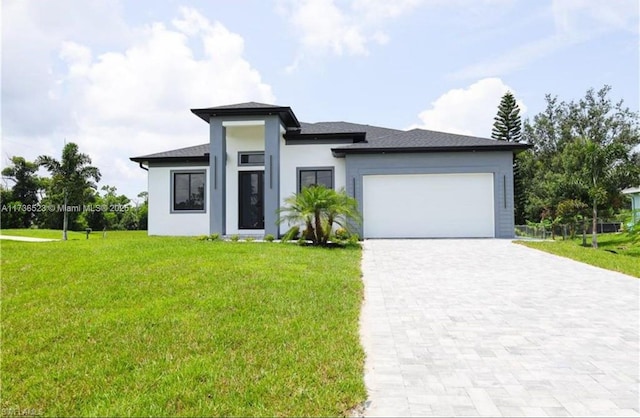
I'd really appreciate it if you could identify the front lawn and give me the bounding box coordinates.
[518,233,640,278]
[1,231,366,416]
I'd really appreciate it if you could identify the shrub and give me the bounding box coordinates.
[333,228,350,240]
[277,185,361,246]
[230,234,239,242]
[281,226,300,242]
[198,233,221,242]
[245,237,255,242]
[347,234,360,246]
[264,234,275,242]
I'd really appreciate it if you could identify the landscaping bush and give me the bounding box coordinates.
[281,225,300,242]
[334,227,350,241]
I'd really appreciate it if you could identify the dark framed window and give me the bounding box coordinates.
[238,151,265,166]
[297,167,334,192]
[172,171,205,212]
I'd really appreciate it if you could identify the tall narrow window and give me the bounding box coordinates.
[298,167,334,192]
[238,171,264,229]
[173,171,206,212]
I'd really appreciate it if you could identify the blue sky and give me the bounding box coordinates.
[2,0,638,200]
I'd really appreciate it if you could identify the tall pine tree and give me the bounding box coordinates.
[492,91,522,142]
[492,92,525,224]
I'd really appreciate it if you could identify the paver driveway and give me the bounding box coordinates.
[359,239,639,417]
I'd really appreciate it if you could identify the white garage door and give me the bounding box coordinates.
[363,173,495,238]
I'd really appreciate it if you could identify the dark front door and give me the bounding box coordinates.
[239,171,264,229]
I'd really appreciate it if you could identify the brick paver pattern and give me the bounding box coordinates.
[360,239,639,417]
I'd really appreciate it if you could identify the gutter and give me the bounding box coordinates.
[331,143,532,157]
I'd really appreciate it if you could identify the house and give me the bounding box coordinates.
[622,187,640,225]
[130,102,528,238]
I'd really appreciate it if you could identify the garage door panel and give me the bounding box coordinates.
[363,173,494,238]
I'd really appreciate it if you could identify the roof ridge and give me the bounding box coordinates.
[303,120,402,130]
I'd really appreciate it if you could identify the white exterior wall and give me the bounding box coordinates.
[225,125,265,235]
[147,164,209,236]
[279,140,346,235]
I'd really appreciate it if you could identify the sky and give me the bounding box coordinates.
[1,0,638,201]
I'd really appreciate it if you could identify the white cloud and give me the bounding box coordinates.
[352,0,423,20]
[282,0,368,56]
[279,0,422,63]
[551,0,639,35]
[280,0,518,70]
[450,34,573,80]
[410,77,527,137]
[452,0,638,80]
[2,5,275,199]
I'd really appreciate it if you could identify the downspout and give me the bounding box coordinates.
[138,162,148,171]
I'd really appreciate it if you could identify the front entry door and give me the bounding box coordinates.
[239,171,264,229]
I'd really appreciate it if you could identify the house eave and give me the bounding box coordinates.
[190,106,300,128]
[284,131,367,145]
[331,144,531,157]
[129,156,210,164]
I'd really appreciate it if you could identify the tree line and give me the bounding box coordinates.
[492,86,640,247]
[1,143,147,240]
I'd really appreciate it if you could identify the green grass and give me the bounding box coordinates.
[1,230,366,416]
[1,228,147,240]
[518,232,640,278]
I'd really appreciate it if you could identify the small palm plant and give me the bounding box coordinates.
[278,185,361,246]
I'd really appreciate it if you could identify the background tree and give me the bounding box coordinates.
[566,86,640,247]
[1,186,23,228]
[37,143,101,240]
[82,185,132,230]
[1,156,42,227]
[134,191,149,230]
[492,91,525,223]
[556,199,590,244]
[492,91,522,142]
[521,86,640,247]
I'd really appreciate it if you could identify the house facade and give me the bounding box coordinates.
[623,187,640,225]
[130,102,528,238]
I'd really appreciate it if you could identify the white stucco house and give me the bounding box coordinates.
[130,102,528,238]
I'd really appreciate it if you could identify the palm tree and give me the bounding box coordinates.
[278,185,361,246]
[37,143,101,240]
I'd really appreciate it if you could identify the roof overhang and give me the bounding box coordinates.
[191,106,300,128]
[129,156,209,164]
[331,143,531,157]
[284,130,367,145]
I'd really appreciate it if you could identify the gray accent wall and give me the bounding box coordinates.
[264,116,281,237]
[209,117,226,234]
[344,151,515,238]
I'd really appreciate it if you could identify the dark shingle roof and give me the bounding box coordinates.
[191,102,300,128]
[299,121,400,138]
[331,128,529,156]
[131,105,530,163]
[206,102,283,110]
[130,143,209,163]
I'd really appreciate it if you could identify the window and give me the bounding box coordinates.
[172,171,205,212]
[238,152,265,166]
[298,167,334,192]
